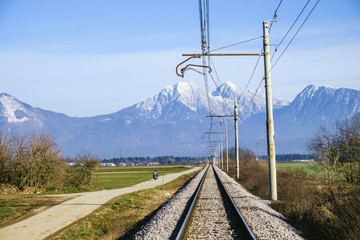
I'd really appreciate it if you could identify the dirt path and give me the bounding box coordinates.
[0,167,200,240]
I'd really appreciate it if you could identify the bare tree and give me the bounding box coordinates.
[28,133,65,188]
[307,114,360,184]
[4,133,66,189]
[0,133,12,184]
[335,115,360,183]
[74,152,100,186]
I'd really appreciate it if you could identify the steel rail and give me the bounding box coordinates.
[175,165,209,240]
[213,165,257,240]
[175,164,257,240]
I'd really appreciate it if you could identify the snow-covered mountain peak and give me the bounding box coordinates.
[296,85,316,99]
[171,81,205,104]
[133,81,209,119]
[323,85,340,90]
[219,81,240,94]
[288,85,360,120]
[173,81,199,93]
[295,84,347,102]
[0,93,32,123]
[212,81,242,100]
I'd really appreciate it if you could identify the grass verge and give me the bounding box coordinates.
[0,165,195,227]
[224,159,360,240]
[0,195,74,227]
[52,169,201,240]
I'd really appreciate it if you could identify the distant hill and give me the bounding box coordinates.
[1,82,359,157]
[239,85,360,153]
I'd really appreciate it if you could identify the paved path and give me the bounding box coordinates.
[0,167,200,240]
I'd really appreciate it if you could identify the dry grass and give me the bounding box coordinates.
[0,195,74,227]
[52,169,201,240]
[228,158,360,240]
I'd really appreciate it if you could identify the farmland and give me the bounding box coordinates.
[0,165,196,228]
[276,162,318,176]
[92,165,194,189]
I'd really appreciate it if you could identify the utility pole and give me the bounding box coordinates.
[234,102,240,179]
[220,134,224,170]
[263,21,277,201]
[178,53,259,178]
[219,143,222,168]
[225,121,229,172]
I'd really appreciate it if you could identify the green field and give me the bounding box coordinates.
[0,165,196,227]
[276,162,318,176]
[92,165,194,189]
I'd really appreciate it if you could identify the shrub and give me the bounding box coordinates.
[64,153,100,190]
[307,114,360,184]
[0,131,99,192]
[0,133,66,190]
[232,155,360,240]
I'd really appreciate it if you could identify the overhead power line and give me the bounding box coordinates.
[210,36,263,53]
[198,0,212,114]
[271,0,320,70]
[238,77,265,122]
[271,0,311,62]
[236,0,283,121]
[269,0,284,32]
[236,53,262,107]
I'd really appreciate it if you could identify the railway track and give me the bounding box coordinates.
[176,164,256,240]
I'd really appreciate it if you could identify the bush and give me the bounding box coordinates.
[0,133,66,190]
[64,153,100,190]
[231,155,360,240]
[0,132,99,192]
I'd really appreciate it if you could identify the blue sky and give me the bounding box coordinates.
[0,0,359,117]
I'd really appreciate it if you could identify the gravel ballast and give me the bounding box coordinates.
[133,167,207,239]
[213,165,305,240]
[133,165,305,240]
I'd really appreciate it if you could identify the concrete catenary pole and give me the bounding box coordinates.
[263,21,277,201]
[225,121,229,172]
[234,102,240,179]
[220,134,223,169]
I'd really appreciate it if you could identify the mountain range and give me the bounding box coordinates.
[1,82,359,158]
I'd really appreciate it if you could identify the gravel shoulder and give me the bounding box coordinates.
[214,165,305,240]
[0,167,200,240]
[133,165,305,240]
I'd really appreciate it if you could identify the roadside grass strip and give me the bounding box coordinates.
[53,170,200,240]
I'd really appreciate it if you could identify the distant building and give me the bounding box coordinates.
[292,159,315,163]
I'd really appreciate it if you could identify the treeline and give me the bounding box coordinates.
[103,156,207,165]
[259,153,315,162]
[0,133,99,192]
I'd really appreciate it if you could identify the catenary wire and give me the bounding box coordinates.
[239,0,319,122]
[235,0,278,116]
[208,70,233,115]
[269,0,283,32]
[199,0,212,114]
[210,36,263,53]
[271,0,320,71]
[239,78,265,121]
[271,0,311,62]
[236,53,262,107]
